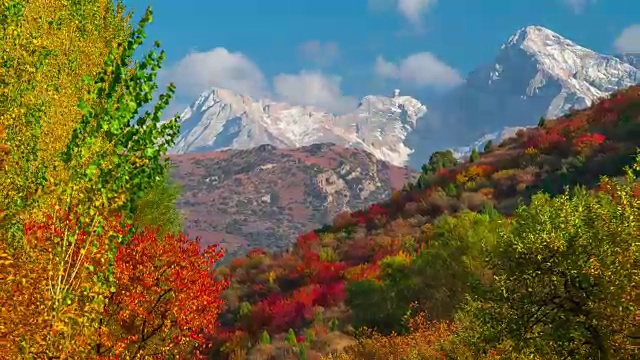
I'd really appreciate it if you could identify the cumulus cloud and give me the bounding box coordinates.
[562,0,596,14]
[273,71,358,114]
[160,47,357,115]
[368,0,436,27]
[614,24,640,53]
[297,40,340,66]
[374,52,462,88]
[158,47,268,98]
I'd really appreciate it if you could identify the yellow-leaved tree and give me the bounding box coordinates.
[0,0,131,247]
[0,0,206,357]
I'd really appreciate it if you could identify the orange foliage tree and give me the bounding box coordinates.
[1,204,129,358]
[96,228,229,358]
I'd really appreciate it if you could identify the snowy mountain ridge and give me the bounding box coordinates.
[169,25,640,169]
[169,87,426,166]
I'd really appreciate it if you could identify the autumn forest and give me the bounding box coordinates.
[0,2,639,360]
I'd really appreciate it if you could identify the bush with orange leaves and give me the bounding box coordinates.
[322,312,455,360]
[1,203,130,358]
[97,227,229,359]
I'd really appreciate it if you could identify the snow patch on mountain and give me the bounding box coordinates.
[616,53,640,69]
[451,126,534,159]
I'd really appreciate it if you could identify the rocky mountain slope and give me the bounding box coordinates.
[167,26,639,170]
[167,143,417,257]
[168,88,425,166]
[414,26,640,164]
[616,52,640,69]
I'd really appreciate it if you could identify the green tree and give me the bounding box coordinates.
[538,116,547,127]
[0,5,183,357]
[444,183,458,198]
[131,166,185,237]
[469,148,480,163]
[483,140,493,153]
[260,330,271,345]
[411,211,501,320]
[346,253,419,335]
[421,150,458,176]
[450,174,640,359]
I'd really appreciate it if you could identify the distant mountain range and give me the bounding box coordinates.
[167,25,640,169]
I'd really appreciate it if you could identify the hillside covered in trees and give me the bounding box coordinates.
[1,1,639,360]
[205,85,640,360]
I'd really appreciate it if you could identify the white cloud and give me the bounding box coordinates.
[160,47,358,115]
[397,0,436,26]
[158,47,268,98]
[562,0,596,14]
[273,71,358,114]
[297,40,340,66]
[374,52,462,88]
[368,0,436,27]
[614,24,640,53]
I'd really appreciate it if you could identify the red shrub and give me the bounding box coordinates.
[573,132,606,149]
[525,129,566,151]
[310,261,347,284]
[435,168,450,177]
[367,204,387,218]
[557,117,588,136]
[316,281,346,307]
[105,229,229,355]
[296,231,320,251]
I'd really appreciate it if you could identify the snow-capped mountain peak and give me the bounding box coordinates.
[169,87,427,166]
[409,25,640,168]
[496,25,638,100]
[505,25,582,53]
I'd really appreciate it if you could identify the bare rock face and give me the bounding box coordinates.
[166,143,417,258]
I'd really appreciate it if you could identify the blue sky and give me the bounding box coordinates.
[122,0,640,115]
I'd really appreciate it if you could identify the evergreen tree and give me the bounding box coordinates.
[469,148,480,163]
[483,140,494,153]
[538,116,547,127]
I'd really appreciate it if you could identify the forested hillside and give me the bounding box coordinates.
[207,86,640,360]
[0,2,638,360]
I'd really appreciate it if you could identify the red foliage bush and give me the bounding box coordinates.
[316,281,346,307]
[367,204,387,218]
[524,129,566,151]
[105,229,229,356]
[556,117,588,137]
[296,231,320,252]
[310,261,347,284]
[572,132,606,150]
